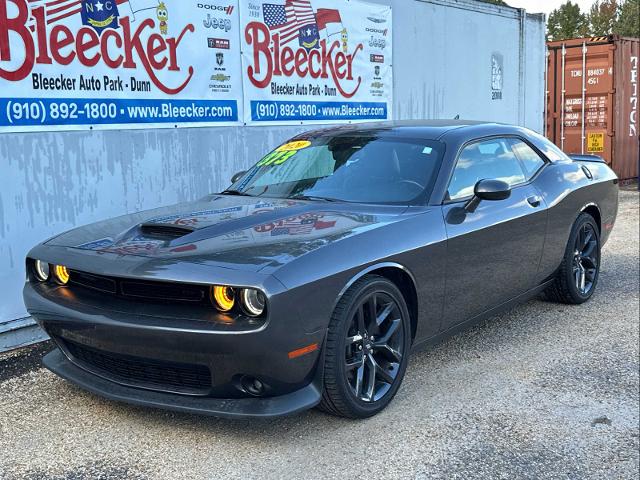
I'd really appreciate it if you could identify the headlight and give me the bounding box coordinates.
[241,288,266,317]
[33,260,50,282]
[211,285,235,312]
[53,265,70,285]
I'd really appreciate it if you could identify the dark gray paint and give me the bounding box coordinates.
[23,121,619,416]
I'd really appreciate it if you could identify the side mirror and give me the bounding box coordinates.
[231,171,246,184]
[464,179,511,212]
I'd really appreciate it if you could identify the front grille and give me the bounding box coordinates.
[63,339,212,394]
[67,270,210,305]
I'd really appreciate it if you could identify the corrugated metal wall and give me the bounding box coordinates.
[0,0,546,351]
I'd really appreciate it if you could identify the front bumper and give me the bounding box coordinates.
[43,349,322,418]
[25,282,325,418]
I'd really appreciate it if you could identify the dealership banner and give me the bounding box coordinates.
[239,0,392,125]
[0,0,243,132]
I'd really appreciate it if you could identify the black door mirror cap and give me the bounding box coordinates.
[231,171,246,184]
[464,179,511,212]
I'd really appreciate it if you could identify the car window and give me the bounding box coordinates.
[230,136,445,204]
[447,138,526,201]
[508,139,546,179]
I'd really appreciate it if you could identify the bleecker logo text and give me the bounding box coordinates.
[0,0,195,94]
[245,21,363,98]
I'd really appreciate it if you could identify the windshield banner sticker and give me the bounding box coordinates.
[240,0,392,125]
[0,0,243,132]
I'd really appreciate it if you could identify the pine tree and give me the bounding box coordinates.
[547,1,589,41]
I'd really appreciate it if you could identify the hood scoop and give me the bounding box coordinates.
[139,223,195,240]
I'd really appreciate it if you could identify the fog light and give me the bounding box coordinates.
[211,285,235,312]
[241,288,266,317]
[53,265,70,285]
[33,260,50,282]
[240,375,265,396]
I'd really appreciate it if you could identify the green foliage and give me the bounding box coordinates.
[479,0,509,5]
[589,0,618,36]
[547,1,589,41]
[615,0,640,37]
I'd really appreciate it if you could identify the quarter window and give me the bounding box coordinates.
[508,139,546,179]
[447,138,527,201]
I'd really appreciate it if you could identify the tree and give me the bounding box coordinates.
[547,1,589,41]
[615,0,640,37]
[479,0,509,5]
[588,0,618,36]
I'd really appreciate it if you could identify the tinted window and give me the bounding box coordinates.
[509,139,545,179]
[230,136,445,204]
[447,138,526,201]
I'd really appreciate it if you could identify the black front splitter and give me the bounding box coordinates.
[43,349,322,419]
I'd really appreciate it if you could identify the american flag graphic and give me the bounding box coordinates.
[262,0,316,45]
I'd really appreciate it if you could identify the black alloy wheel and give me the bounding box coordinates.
[344,291,404,402]
[319,274,411,418]
[572,222,599,295]
[545,213,601,304]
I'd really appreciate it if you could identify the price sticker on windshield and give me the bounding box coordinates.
[276,140,311,152]
[257,140,311,167]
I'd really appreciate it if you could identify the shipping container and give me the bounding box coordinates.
[546,35,640,180]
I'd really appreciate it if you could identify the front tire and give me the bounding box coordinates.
[318,275,411,419]
[545,213,601,304]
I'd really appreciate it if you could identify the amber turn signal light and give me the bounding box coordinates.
[211,285,235,312]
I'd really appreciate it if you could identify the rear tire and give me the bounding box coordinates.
[544,213,601,304]
[318,275,411,419]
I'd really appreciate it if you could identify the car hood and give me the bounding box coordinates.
[45,195,409,273]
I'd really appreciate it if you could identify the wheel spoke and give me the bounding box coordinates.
[579,268,586,291]
[372,356,395,385]
[582,240,597,259]
[581,229,593,249]
[346,334,363,345]
[365,354,376,401]
[374,318,401,345]
[354,364,364,396]
[375,303,394,327]
[375,344,402,363]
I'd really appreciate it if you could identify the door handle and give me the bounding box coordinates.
[527,195,542,207]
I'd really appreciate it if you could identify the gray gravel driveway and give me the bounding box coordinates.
[1,189,638,479]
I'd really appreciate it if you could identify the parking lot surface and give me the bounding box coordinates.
[1,189,638,480]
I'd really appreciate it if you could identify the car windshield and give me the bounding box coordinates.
[227,135,445,204]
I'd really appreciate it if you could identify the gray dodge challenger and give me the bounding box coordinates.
[24,121,619,419]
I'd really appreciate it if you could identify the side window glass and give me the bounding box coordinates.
[447,138,526,201]
[509,139,546,179]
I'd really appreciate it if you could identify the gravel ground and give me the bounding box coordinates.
[1,190,638,480]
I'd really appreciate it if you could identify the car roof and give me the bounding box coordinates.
[297,120,523,142]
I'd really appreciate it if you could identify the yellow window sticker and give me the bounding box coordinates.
[257,140,311,167]
[276,140,311,152]
[587,132,604,153]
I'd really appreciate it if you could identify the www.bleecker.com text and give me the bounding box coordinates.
[31,73,152,92]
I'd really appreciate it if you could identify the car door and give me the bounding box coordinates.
[440,137,548,331]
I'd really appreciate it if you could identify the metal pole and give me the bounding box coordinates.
[561,43,566,150]
[581,42,587,154]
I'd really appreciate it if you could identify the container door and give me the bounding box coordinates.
[547,40,615,165]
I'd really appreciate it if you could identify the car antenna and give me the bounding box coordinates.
[453,114,460,120]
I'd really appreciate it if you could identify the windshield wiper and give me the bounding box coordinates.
[219,189,254,197]
[289,194,340,202]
